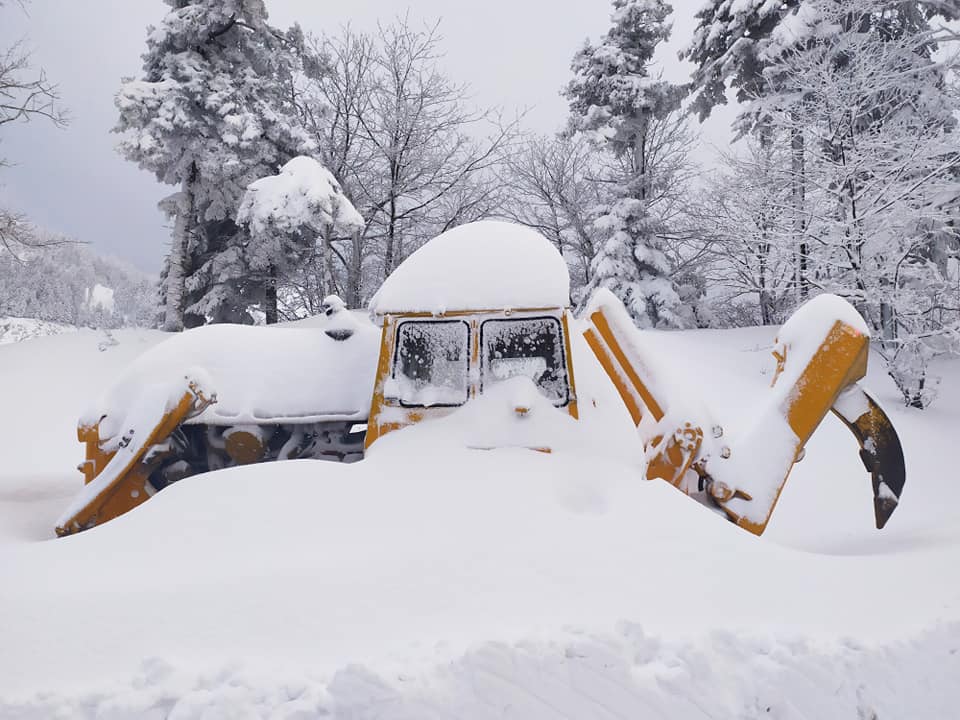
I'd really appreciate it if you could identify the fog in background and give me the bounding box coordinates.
[0,0,735,273]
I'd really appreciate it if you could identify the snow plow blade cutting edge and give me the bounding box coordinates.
[583,290,906,536]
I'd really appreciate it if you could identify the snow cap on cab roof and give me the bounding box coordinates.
[369,220,571,316]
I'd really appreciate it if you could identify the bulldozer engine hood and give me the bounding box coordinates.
[80,316,381,442]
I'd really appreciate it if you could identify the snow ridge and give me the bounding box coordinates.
[2,623,957,719]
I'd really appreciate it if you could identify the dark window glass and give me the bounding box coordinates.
[391,320,470,407]
[481,317,569,406]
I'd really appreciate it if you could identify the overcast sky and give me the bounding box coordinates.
[0,0,735,273]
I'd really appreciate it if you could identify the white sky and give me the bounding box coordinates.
[0,0,736,272]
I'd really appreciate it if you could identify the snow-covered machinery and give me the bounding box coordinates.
[56,221,905,538]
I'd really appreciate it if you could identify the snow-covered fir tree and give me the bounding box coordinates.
[115,0,314,329]
[565,0,695,329]
[237,156,364,322]
[681,0,801,125]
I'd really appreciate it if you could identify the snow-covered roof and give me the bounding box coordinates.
[369,221,571,315]
[81,309,381,436]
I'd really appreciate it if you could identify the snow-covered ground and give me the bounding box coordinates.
[0,316,76,345]
[0,320,958,718]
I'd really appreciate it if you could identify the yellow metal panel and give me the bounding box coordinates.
[366,307,577,447]
[560,312,579,420]
[583,326,643,426]
[716,320,869,536]
[588,309,665,422]
[57,388,199,536]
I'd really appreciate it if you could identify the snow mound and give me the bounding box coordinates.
[0,316,75,345]
[369,221,571,315]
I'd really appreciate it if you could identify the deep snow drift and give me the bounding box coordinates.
[0,318,958,718]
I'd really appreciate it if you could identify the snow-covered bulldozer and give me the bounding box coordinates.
[56,221,905,538]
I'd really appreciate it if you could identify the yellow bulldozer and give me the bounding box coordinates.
[56,221,905,538]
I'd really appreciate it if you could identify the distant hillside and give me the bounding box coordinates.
[0,242,157,330]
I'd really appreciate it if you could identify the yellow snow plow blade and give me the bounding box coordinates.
[584,291,906,536]
[56,379,214,537]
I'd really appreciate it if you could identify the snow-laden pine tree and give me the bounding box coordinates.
[115,0,314,329]
[237,156,364,322]
[681,0,801,125]
[565,0,694,329]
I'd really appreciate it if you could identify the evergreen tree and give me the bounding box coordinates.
[237,156,364,322]
[681,0,801,125]
[565,0,694,329]
[115,0,314,329]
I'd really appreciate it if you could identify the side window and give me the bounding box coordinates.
[391,320,470,407]
[481,317,570,406]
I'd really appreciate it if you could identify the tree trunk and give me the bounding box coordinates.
[162,165,196,332]
[791,122,808,302]
[264,263,278,324]
[879,301,895,343]
[758,123,775,323]
[384,194,397,281]
[758,240,772,325]
[318,223,336,300]
[347,230,362,308]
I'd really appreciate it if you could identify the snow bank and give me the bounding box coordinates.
[2,444,958,704]
[369,221,571,315]
[3,622,958,719]
[0,316,75,345]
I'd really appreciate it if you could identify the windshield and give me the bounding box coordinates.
[481,316,569,406]
[390,320,470,407]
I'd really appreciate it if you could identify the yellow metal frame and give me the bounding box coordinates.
[583,306,703,488]
[716,319,869,535]
[365,307,579,449]
[584,302,877,535]
[58,383,212,537]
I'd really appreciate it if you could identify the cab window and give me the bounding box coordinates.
[391,320,470,407]
[481,316,569,406]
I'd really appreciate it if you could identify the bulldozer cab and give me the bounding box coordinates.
[365,309,579,447]
[364,221,579,448]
